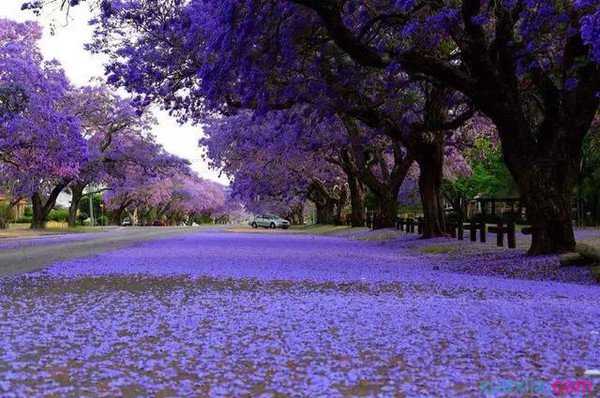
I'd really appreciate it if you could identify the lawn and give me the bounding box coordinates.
[0,223,113,239]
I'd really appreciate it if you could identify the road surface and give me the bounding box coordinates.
[0,227,210,277]
[0,230,599,396]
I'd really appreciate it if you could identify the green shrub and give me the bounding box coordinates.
[0,203,10,229]
[15,216,32,224]
[48,208,69,222]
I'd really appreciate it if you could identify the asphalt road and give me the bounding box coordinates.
[0,226,207,277]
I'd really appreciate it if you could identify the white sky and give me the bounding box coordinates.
[0,2,229,185]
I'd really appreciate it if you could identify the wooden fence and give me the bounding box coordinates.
[396,217,524,249]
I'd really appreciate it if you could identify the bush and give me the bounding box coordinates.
[48,208,69,222]
[0,203,10,229]
[15,216,32,224]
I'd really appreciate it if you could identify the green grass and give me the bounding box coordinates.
[420,245,457,255]
[353,230,402,241]
[0,223,114,238]
[289,224,359,235]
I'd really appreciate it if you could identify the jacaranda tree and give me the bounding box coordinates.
[0,18,86,229]
[29,0,600,253]
[202,108,349,225]
[286,0,600,254]
[64,85,164,227]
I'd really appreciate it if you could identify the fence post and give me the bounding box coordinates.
[507,222,516,249]
[480,220,487,243]
[470,220,477,241]
[458,221,464,241]
[496,221,504,247]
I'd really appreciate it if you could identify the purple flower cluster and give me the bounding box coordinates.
[348,228,599,285]
[1,231,600,396]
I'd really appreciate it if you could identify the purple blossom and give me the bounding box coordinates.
[1,230,599,396]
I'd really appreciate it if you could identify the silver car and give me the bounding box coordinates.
[250,214,290,229]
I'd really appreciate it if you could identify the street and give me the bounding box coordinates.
[1,229,599,396]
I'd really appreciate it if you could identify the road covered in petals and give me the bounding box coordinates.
[0,227,213,277]
[1,229,600,396]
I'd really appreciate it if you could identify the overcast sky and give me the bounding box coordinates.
[0,2,229,185]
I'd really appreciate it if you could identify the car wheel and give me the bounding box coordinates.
[251,222,257,228]
[270,223,276,229]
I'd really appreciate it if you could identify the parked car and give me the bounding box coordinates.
[121,218,133,226]
[250,214,290,229]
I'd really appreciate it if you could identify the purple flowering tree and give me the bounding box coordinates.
[105,170,225,226]
[285,0,600,254]
[202,109,350,224]
[80,1,475,234]
[63,86,163,227]
[0,19,86,229]
[103,145,194,225]
[29,0,600,252]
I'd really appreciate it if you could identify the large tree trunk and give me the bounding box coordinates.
[31,193,49,230]
[289,204,304,225]
[315,200,336,224]
[501,126,581,255]
[30,183,69,229]
[68,184,85,228]
[373,193,398,229]
[333,186,348,225]
[348,174,366,227]
[31,194,47,229]
[308,180,340,225]
[513,161,578,255]
[111,209,124,225]
[416,142,446,238]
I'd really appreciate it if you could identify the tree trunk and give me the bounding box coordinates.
[111,209,124,225]
[519,170,577,255]
[373,193,398,229]
[290,204,304,225]
[31,193,48,230]
[315,200,336,224]
[111,199,133,225]
[30,184,68,230]
[416,142,446,238]
[501,128,580,255]
[348,174,366,227]
[68,184,85,228]
[333,186,347,225]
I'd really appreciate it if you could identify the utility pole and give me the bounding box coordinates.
[88,185,95,227]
